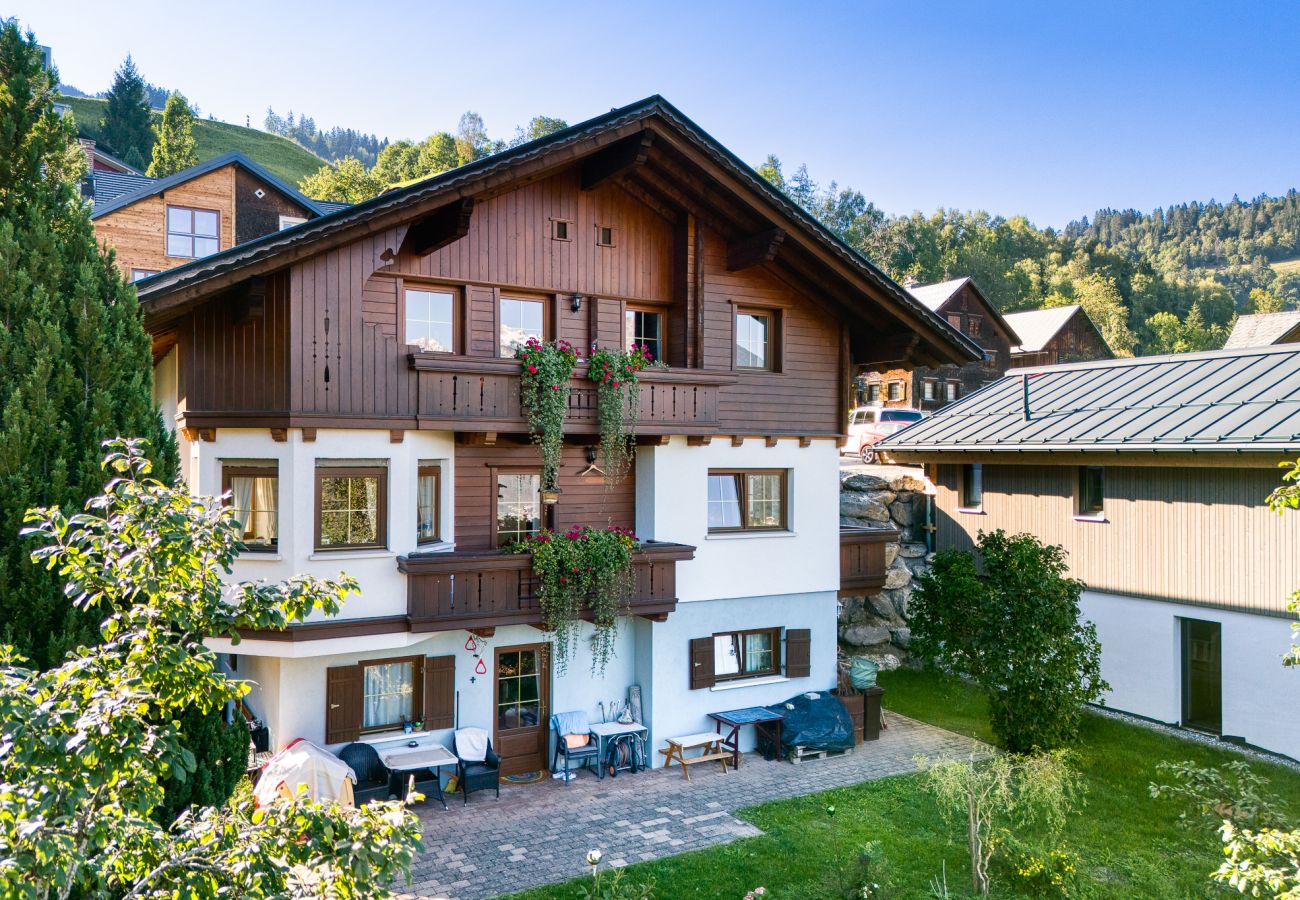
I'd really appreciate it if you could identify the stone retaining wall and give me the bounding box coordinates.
[839,470,934,670]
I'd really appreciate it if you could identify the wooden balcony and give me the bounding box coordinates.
[839,526,899,597]
[408,355,733,434]
[398,541,696,632]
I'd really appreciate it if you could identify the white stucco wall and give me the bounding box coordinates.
[636,437,840,600]
[1082,590,1300,760]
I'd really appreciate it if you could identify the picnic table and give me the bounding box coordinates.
[659,732,730,780]
[375,741,457,809]
[708,706,786,768]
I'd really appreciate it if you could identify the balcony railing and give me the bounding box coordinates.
[839,526,899,597]
[398,541,696,632]
[407,355,733,434]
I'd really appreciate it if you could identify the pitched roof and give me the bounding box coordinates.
[90,151,328,219]
[133,96,982,368]
[1223,311,1300,349]
[91,171,156,207]
[1002,305,1084,353]
[881,344,1300,454]
[907,277,971,311]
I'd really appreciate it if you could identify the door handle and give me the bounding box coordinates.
[329,703,340,710]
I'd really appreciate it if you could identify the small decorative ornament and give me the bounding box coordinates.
[475,657,487,675]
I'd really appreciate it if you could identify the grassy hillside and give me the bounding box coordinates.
[1271,256,1300,275]
[60,95,326,186]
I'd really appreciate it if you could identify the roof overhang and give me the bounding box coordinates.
[134,97,981,367]
[887,447,1299,468]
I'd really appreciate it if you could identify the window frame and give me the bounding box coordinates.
[491,467,543,548]
[1076,466,1106,520]
[712,627,782,682]
[734,306,780,372]
[866,382,881,404]
[624,306,665,363]
[959,463,983,513]
[221,463,280,553]
[498,295,551,358]
[595,223,615,247]
[130,268,160,282]
[706,469,789,534]
[416,464,441,545]
[945,381,959,402]
[314,465,389,551]
[278,215,308,230]
[358,654,424,734]
[550,218,573,242]
[922,379,937,401]
[402,284,460,354]
[165,204,221,259]
[887,381,903,402]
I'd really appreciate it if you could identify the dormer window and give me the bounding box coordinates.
[166,205,219,259]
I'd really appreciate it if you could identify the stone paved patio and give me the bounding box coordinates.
[395,712,986,900]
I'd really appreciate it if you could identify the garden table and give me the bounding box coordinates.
[376,742,457,810]
[708,706,786,768]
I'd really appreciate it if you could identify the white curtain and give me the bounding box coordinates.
[363,662,413,729]
[230,477,254,535]
[253,477,278,542]
[714,634,740,677]
[417,473,435,539]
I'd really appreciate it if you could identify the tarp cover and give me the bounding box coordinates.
[253,739,355,807]
[766,692,856,753]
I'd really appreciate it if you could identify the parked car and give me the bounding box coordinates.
[844,406,928,464]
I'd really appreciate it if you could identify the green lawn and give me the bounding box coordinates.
[510,669,1300,899]
[59,95,326,186]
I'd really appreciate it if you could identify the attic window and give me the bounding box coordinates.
[551,219,572,242]
[595,225,615,248]
[253,188,267,199]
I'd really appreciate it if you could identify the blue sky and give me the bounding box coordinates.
[14,1,1299,227]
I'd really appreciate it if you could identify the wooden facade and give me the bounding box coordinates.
[1008,307,1112,368]
[932,460,1300,617]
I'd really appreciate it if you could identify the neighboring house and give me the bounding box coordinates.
[134,95,978,773]
[883,346,1300,760]
[858,277,1017,410]
[77,136,143,175]
[1002,304,1112,368]
[1223,310,1300,349]
[90,151,333,282]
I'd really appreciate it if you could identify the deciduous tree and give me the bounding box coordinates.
[299,155,385,203]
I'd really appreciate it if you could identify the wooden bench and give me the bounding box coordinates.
[659,732,731,780]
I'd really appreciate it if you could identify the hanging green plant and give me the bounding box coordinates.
[586,344,653,484]
[509,525,638,674]
[516,337,578,490]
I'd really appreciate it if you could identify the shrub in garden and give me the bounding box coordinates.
[909,529,1107,752]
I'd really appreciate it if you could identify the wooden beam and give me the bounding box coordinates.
[457,432,498,447]
[731,435,745,447]
[301,427,317,442]
[400,198,474,257]
[580,130,655,191]
[270,428,288,442]
[765,435,779,448]
[469,627,496,639]
[855,333,922,370]
[389,429,405,443]
[727,228,785,271]
[637,612,670,623]
[687,435,712,447]
[799,436,813,448]
[198,428,216,443]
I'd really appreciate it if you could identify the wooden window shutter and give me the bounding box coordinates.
[689,637,715,690]
[785,628,811,679]
[325,664,363,744]
[423,655,456,730]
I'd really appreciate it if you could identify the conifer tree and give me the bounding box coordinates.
[147,91,198,177]
[100,54,153,169]
[0,22,177,669]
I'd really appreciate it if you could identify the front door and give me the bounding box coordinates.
[494,643,550,776]
[1181,618,1222,734]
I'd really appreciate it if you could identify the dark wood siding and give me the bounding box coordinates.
[234,168,315,245]
[454,443,635,550]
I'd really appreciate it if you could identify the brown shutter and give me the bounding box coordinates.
[325,664,363,744]
[785,629,811,679]
[689,637,715,690]
[423,655,456,730]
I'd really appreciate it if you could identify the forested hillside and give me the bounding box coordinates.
[761,157,1300,356]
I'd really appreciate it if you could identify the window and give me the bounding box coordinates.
[222,464,278,551]
[166,205,219,258]
[945,382,959,402]
[707,470,787,533]
[887,381,903,402]
[361,657,419,732]
[625,308,663,362]
[968,316,982,337]
[713,628,781,681]
[315,465,387,550]
[960,464,983,511]
[1077,466,1105,518]
[922,380,937,401]
[499,297,546,357]
[947,313,962,329]
[130,268,160,282]
[866,383,881,403]
[417,465,441,544]
[551,218,572,241]
[496,471,541,547]
[735,309,774,370]
[405,288,456,353]
[595,224,615,247]
[278,215,307,230]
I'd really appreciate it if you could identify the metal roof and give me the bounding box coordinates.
[133,96,982,367]
[1002,305,1083,353]
[881,343,1300,454]
[907,277,970,311]
[90,151,328,219]
[91,171,155,208]
[1223,311,1300,349]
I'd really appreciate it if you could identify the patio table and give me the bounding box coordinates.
[376,742,457,809]
[708,706,786,768]
[589,721,648,779]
